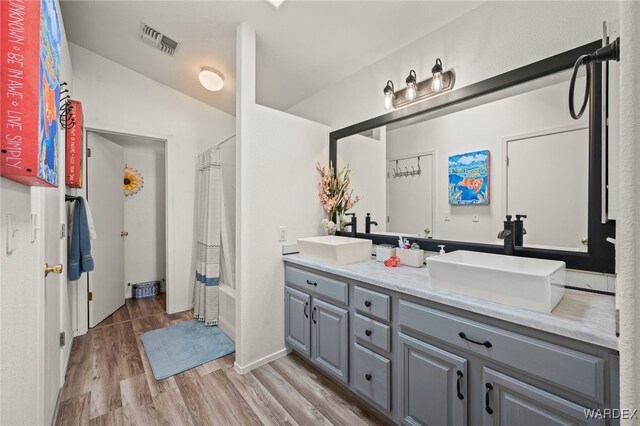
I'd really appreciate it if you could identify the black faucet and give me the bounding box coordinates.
[365,213,378,234]
[497,215,515,255]
[343,213,357,237]
[514,214,527,247]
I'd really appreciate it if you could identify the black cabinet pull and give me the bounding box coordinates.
[306,279,318,286]
[459,332,492,348]
[365,329,372,337]
[303,302,309,318]
[364,300,372,307]
[365,373,372,381]
[485,383,494,414]
[312,306,317,324]
[456,370,464,400]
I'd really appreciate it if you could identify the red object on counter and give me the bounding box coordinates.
[384,256,401,267]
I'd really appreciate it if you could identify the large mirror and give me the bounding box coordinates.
[331,40,615,273]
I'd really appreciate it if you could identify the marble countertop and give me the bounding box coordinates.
[283,254,618,350]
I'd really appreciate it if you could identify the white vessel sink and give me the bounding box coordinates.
[427,250,565,313]
[297,236,372,265]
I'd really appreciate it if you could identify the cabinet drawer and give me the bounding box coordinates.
[399,300,605,403]
[285,266,348,305]
[353,343,391,412]
[354,286,390,322]
[354,313,391,353]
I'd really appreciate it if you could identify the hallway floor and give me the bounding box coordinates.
[56,297,386,425]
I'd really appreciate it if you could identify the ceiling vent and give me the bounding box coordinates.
[138,23,179,57]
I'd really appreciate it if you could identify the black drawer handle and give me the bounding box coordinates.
[365,373,372,381]
[459,332,492,348]
[303,302,309,318]
[312,306,317,324]
[365,329,372,337]
[364,300,372,307]
[306,279,318,286]
[456,370,464,400]
[485,383,494,414]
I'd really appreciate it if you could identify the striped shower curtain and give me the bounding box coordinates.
[193,147,221,325]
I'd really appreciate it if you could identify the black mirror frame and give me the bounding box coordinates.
[330,40,615,274]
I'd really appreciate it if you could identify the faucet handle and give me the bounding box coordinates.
[515,214,527,221]
[506,214,512,221]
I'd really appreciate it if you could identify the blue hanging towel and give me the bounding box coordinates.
[68,198,94,281]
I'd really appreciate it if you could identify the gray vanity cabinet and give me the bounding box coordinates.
[311,298,349,382]
[284,286,311,356]
[398,333,468,426]
[482,368,604,426]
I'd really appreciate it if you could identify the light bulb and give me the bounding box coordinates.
[384,92,394,110]
[431,72,443,92]
[406,82,417,101]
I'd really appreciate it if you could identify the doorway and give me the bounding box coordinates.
[86,130,167,328]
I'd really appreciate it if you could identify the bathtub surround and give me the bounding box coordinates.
[193,147,223,326]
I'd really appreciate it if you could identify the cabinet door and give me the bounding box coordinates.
[285,286,311,357]
[482,368,604,426]
[398,333,468,426]
[312,298,349,382]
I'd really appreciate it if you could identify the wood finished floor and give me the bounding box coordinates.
[56,297,387,426]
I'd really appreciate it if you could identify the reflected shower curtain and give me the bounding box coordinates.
[193,147,221,325]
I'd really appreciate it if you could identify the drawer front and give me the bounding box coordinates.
[285,266,348,305]
[399,300,605,403]
[354,286,391,322]
[354,313,391,353]
[353,343,391,412]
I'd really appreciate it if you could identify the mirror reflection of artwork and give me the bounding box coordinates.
[448,150,490,205]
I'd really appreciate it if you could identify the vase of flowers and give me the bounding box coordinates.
[316,162,359,235]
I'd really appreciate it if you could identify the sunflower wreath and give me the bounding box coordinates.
[123,165,144,196]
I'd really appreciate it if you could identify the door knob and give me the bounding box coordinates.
[121,231,129,237]
[44,263,63,277]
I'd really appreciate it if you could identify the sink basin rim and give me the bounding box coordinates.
[428,250,565,277]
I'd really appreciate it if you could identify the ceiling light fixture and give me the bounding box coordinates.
[383,59,455,110]
[383,80,395,110]
[199,67,224,91]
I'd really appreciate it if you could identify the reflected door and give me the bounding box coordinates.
[507,127,589,251]
[387,154,434,237]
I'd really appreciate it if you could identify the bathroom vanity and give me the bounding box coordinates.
[283,254,618,425]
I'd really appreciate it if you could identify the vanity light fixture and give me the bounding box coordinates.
[405,70,417,101]
[383,80,395,110]
[199,67,224,91]
[431,58,443,93]
[383,59,455,109]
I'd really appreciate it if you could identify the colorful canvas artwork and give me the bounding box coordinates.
[1,0,61,186]
[448,150,490,205]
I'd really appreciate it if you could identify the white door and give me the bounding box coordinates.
[87,132,125,327]
[387,155,434,237]
[42,169,64,422]
[507,128,589,251]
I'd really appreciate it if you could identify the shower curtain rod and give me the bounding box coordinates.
[213,134,236,148]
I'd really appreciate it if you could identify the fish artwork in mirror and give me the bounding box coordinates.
[329,40,615,275]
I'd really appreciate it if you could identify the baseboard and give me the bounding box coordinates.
[233,347,291,375]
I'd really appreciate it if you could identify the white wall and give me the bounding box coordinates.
[1,1,74,423]
[337,132,387,233]
[617,0,640,414]
[288,1,620,128]
[122,142,166,297]
[68,43,236,315]
[235,23,330,372]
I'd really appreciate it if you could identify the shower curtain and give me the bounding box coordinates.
[193,147,222,325]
